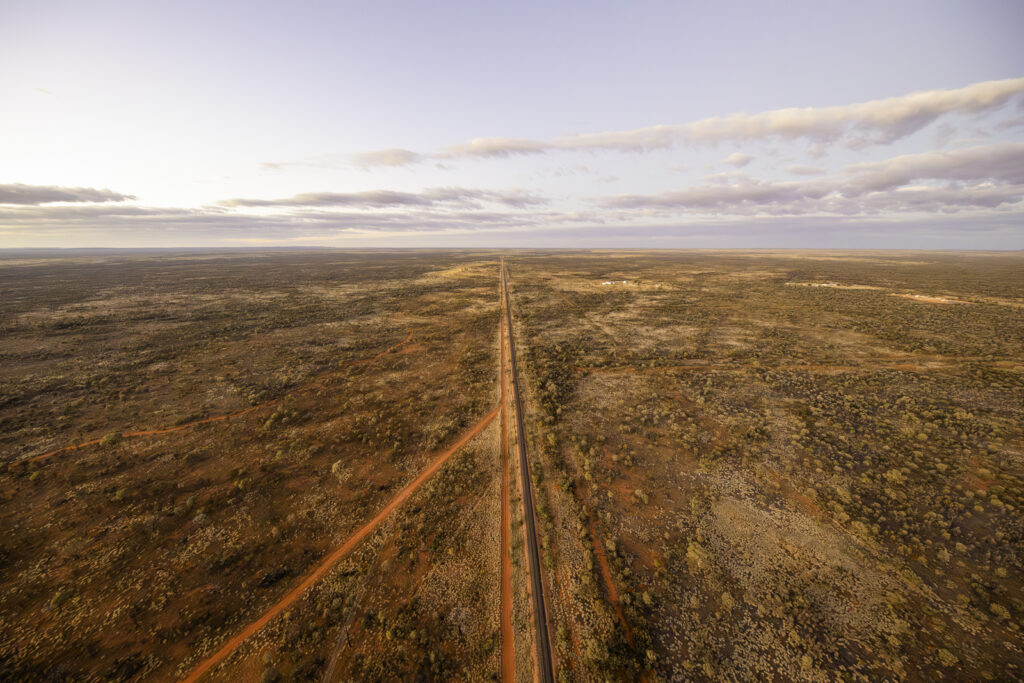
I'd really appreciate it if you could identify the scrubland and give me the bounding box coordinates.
[506,251,1024,681]
[0,249,1021,681]
[0,251,502,681]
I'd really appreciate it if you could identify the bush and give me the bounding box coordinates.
[101,432,123,447]
[50,586,74,609]
[331,459,349,482]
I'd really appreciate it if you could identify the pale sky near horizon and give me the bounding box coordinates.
[1,0,1023,248]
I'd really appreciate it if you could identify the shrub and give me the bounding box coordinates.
[331,459,350,482]
[50,586,74,609]
[101,432,123,447]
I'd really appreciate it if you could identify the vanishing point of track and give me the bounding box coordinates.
[502,259,556,683]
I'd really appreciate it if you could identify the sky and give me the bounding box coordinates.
[1,0,1023,249]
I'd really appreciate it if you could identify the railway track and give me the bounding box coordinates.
[501,259,556,683]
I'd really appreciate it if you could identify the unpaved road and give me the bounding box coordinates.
[178,404,498,683]
[502,259,555,683]
[499,304,515,682]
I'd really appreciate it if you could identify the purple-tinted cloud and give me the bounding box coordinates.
[0,184,134,205]
[219,187,547,209]
[350,149,424,168]
[723,153,754,168]
[348,77,1024,167]
[601,143,1024,216]
[786,164,826,176]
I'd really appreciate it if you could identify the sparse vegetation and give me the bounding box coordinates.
[0,250,1021,681]
[0,251,501,681]
[506,251,1024,680]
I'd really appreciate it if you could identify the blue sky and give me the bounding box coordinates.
[1,0,1023,248]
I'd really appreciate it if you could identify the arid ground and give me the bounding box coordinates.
[1,249,1022,681]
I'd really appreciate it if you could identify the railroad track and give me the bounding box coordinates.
[501,259,555,683]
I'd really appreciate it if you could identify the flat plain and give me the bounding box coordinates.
[0,249,1021,681]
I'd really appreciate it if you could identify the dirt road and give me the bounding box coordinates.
[502,259,555,683]
[178,404,498,683]
[499,306,516,682]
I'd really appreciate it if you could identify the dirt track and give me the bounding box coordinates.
[177,403,497,683]
[499,306,516,682]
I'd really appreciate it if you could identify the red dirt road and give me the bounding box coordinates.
[178,403,498,683]
[499,310,515,682]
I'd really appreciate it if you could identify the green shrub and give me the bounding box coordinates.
[101,432,123,447]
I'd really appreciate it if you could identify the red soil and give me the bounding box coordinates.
[178,403,498,683]
[31,330,418,464]
[499,314,515,682]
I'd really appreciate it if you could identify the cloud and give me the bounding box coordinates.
[602,177,830,214]
[350,148,424,168]
[350,77,1024,166]
[418,187,547,208]
[786,164,826,176]
[2,181,1020,249]
[4,200,1019,250]
[0,184,134,205]
[0,205,192,219]
[842,142,1024,194]
[218,187,547,209]
[599,143,1024,217]
[602,180,1024,216]
[995,116,1024,131]
[723,153,754,168]
[0,185,560,242]
[682,77,1024,148]
[563,77,1024,151]
[441,137,550,159]
[222,190,431,209]
[0,201,587,241]
[552,126,679,153]
[856,184,1024,212]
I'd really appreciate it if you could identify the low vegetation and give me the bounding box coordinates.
[0,249,1020,680]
